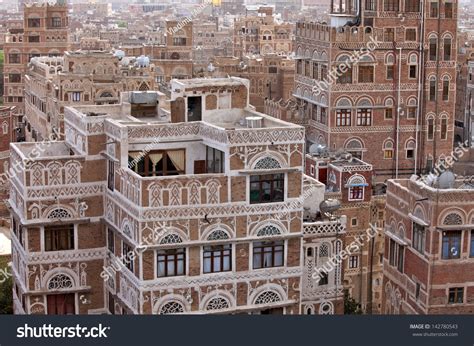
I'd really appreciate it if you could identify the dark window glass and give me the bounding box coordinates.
[470,230,474,257]
[445,2,453,18]
[336,109,351,126]
[349,186,364,200]
[448,287,464,304]
[45,225,74,251]
[429,38,437,61]
[28,18,41,27]
[443,38,451,61]
[337,67,352,84]
[428,118,434,140]
[157,248,186,277]
[429,80,437,101]
[409,65,417,79]
[250,174,285,204]
[8,54,20,64]
[128,150,185,177]
[442,231,462,259]
[405,0,420,11]
[358,66,374,83]
[406,28,416,41]
[430,1,439,17]
[356,108,372,126]
[412,223,425,253]
[253,241,284,269]
[386,65,394,80]
[107,228,115,253]
[384,0,399,11]
[108,160,115,191]
[318,272,329,285]
[206,147,224,173]
[122,242,134,273]
[203,244,232,273]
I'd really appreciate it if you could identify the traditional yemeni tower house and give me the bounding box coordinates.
[3,1,69,126]
[233,6,293,57]
[305,153,385,313]
[294,0,458,182]
[9,77,346,315]
[382,176,474,314]
[0,106,14,217]
[23,50,157,141]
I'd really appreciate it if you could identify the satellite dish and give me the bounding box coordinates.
[438,171,455,189]
[309,143,327,155]
[319,199,341,220]
[114,50,125,60]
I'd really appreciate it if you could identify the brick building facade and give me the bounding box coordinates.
[382,177,474,314]
[0,106,14,217]
[212,54,295,112]
[233,7,293,57]
[23,50,157,141]
[295,0,458,182]
[305,153,385,313]
[3,2,69,122]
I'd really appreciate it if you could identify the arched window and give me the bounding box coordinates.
[427,115,435,140]
[443,37,452,61]
[207,229,229,241]
[256,225,282,237]
[405,139,416,159]
[205,297,230,311]
[160,233,183,244]
[347,175,367,201]
[383,139,394,159]
[319,301,334,315]
[407,97,417,119]
[1,122,8,135]
[440,114,448,140]
[254,291,281,305]
[442,76,450,101]
[443,213,462,225]
[253,156,282,170]
[47,208,73,219]
[100,92,113,98]
[384,98,394,119]
[429,36,437,61]
[356,99,373,126]
[48,273,73,290]
[429,76,437,101]
[345,138,364,159]
[159,301,185,314]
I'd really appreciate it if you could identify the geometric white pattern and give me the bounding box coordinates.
[205,297,230,311]
[256,225,281,237]
[47,274,73,290]
[207,230,229,241]
[254,156,282,170]
[159,301,185,314]
[255,291,281,305]
[160,233,183,244]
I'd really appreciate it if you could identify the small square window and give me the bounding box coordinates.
[448,287,464,304]
[349,255,359,268]
[351,218,358,226]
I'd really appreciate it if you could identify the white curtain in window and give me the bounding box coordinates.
[148,153,163,166]
[167,150,185,172]
[128,152,143,172]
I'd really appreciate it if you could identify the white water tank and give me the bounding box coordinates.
[246,116,263,128]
